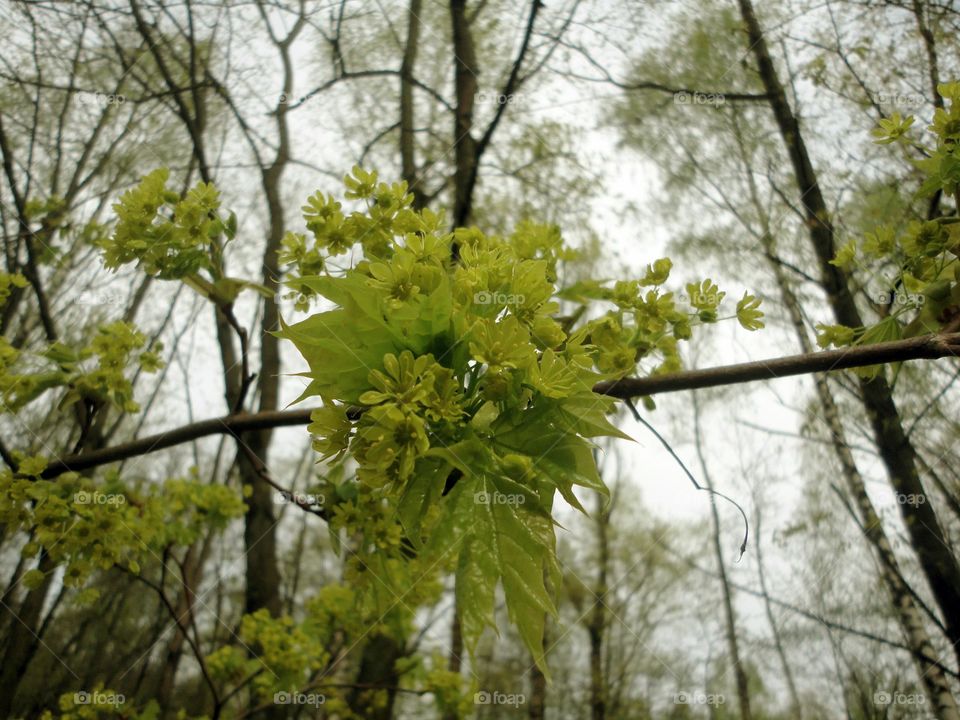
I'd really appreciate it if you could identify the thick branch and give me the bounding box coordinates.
[452,0,541,228]
[400,0,423,205]
[594,332,960,398]
[38,410,313,479]
[30,332,960,480]
[450,0,480,228]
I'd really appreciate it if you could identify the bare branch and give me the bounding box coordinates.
[594,332,960,398]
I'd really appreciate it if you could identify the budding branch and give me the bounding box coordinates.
[34,331,960,479]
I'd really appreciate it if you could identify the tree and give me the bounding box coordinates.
[3,1,960,718]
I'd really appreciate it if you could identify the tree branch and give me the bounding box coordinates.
[34,332,960,480]
[595,332,960,398]
[38,409,314,478]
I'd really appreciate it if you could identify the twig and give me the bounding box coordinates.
[625,399,749,561]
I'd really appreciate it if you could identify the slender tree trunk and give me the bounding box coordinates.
[692,394,752,720]
[400,0,425,210]
[912,0,945,219]
[239,438,282,618]
[441,602,463,720]
[450,0,478,227]
[737,0,960,667]
[728,104,960,718]
[753,512,802,719]
[587,492,609,720]
[450,0,479,229]
[528,623,548,720]
[156,538,210,706]
[347,633,403,720]
[0,550,56,717]
[911,0,943,111]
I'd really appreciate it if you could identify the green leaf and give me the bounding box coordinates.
[815,323,856,349]
[277,306,400,404]
[939,153,960,194]
[855,316,902,379]
[870,112,914,144]
[433,473,558,675]
[550,394,633,441]
[640,257,673,286]
[493,421,609,513]
[224,211,238,240]
[396,459,447,547]
[830,239,857,270]
[344,166,378,199]
[387,273,455,357]
[42,343,84,366]
[735,292,765,331]
[859,315,902,345]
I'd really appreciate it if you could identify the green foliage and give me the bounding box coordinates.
[821,82,960,377]
[736,292,765,331]
[268,168,758,668]
[0,320,162,414]
[102,167,264,305]
[67,161,761,683]
[0,467,245,592]
[870,112,915,144]
[0,270,29,306]
[105,168,219,278]
[40,687,162,720]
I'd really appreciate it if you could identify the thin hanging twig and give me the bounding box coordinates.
[625,398,749,561]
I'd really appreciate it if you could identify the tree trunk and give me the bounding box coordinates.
[737,0,960,667]
[156,539,209,706]
[0,550,56,717]
[400,0,425,210]
[450,0,479,229]
[692,394,752,720]
[528,623,548,720]
[911,0,944,218]
[754,512,802,719]
[587,492,608,720]
[441,602,464,720]
[347,633,403,720]
[728,103,960,717]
